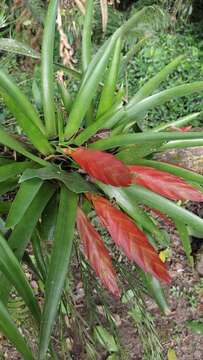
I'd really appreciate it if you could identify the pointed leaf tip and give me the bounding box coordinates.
[129,165,203,202]
[64,147,132,187]
[76,207,120,297]
[89,195,171,284]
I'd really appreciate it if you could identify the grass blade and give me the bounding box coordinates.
[0,299,34,360]
[175,221,193,266]
[140,271,170,314]
[41,0,57,136]
[39,186,78,359]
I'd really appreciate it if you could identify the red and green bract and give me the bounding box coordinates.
[64,147,132,187]
[129,165,203,201]
[88,194,171,284]
[77,207,120,298]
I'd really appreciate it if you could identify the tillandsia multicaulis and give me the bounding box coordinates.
[0,1,203,359]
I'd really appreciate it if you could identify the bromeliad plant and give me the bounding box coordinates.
[1,0,203,358]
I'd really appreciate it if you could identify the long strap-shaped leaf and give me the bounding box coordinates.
[0,70,45,133]
[103,184,203,234]
[96,37,122,118]
[0,126,48,166]
[0,87,53,155]
[64,7,157,138]
[41,0,57,136]
[97,81,203,133]
[0,161,32,182]
[82,0,94,71]
[125,81,203,128]
[128,55,184,105]
[0,182,55,303]
[0,299,34,360]
[39,186,78,360]
[0,233,41,323]
[90,130,203,150]
[6,178,43,228]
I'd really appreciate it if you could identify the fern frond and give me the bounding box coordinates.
[0,12,7,29]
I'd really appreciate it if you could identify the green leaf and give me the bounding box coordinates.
[6,178,43,228]
[32,231,47,281]
[0,74,53,155]
[94,326,119,353]
[0,182,55,304]
[0,299,34,360]
[8,182,55,260]
[20,165,96,193]
[116,141,164,163]
[0,70,44,134]
[129,55,184,105]
[65,7,153,138]
[0,178,18,195]
[0,233,41,323]
[39,186,78,360]
[0,38,40,58]
[97,37,122,118]
[74,102,123,146]
[0,201,11,214]
[101,184,203,234]
[57,81,73,113]
[140,271,170,314]
[154,112,202,132]
[90,130,203,150]
[38,193,58,242]
[175,221,193,266]
[186,320,203,334]
[82,0,94,71]
[0,126,48,166]
[41,0,57,136]
[125,81,203,129]
[0,161,32,183]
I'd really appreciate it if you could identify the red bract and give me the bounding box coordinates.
[170,125,192,132]
[64,147,131,187]
[88,194,171,284]
[76,207,120,298]
[129,165,203,202]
